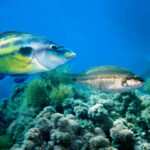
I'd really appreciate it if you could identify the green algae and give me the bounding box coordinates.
[0,134,14,150]
[25,79,50,109]
[50,84,75,112]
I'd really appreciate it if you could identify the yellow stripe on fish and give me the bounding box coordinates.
[0,37,23,55]
[0,36,22,46]
[0,46,19,56]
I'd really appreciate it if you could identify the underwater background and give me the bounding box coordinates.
[1,0,150,150]
[1,0,150,98]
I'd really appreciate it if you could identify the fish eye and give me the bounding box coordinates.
[134,76,144,82]
[50,45,57,49]
[134,76,139,80]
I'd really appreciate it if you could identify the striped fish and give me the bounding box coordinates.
[0,31,76,83]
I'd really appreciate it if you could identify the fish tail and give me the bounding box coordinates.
[60,73,77,84]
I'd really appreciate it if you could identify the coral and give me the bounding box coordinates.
[89,135,110,149]
[50,130,72,146]
[110,120,136,150]
[94,127,106,137]
[14,106,112,150]
[74,105,88,118]
[88,104,108,120]
[36,117,51,134]
[77,119,95,130]
[36,106,56,120]
[141,142,150,150]
[25,128,42,143]
[16,107,54,150]
[10,144,22,150]
[63,98,89,116]
[8,117,35,143]
[140,106,150,140]
[21,127,47,150]
[53,145,68,150]
[88,103,113,132]
[141,106,150,128]
[70,99,88,119]
[114,91,142,117]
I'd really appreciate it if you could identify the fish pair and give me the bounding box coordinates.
[0,31,144,92]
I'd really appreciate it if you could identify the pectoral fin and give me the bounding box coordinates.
[13,75,28,83]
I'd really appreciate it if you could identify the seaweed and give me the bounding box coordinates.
[24,79,50,109]
[50,84,75,112]
[0,134,14,150]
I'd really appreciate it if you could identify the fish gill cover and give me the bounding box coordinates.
[0,0,150,150]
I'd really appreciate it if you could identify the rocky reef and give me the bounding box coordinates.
[0,66,150,150]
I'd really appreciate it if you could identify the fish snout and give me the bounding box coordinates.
[140,81,145,86]
[135,76,145,86]
[125,78,145,89]
[65,51,76,59]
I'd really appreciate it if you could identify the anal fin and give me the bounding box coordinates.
[0,74,6,80]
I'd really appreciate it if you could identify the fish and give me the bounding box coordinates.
[0,31,76,83]
[62,65,145,93]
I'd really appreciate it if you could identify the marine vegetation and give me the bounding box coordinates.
[0,65,150,150]
[0,134,14,150]
[25,79,50,109]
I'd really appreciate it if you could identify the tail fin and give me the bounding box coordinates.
[60,73,76,84]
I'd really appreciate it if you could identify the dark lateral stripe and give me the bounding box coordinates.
[0,40,23,49]
[13,40,23,46]
[0,43,10,49]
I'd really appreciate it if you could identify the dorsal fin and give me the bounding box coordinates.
[79,66,134,75]
[0,31,24,39]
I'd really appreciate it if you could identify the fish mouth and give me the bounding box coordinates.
[64,52,76,59]
[140,81,145,86]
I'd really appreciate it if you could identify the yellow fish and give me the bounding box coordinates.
[0,31,76,83]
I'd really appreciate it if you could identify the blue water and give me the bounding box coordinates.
[0,0,150,99]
